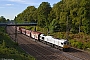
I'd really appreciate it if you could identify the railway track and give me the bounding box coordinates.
[15,29,70,60]
[7,26,90,60]
[65,48,90,60]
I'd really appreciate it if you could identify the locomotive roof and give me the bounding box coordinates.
[45,36,53,38]
[53,38,68,42]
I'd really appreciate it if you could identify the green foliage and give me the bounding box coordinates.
[0,27,35,60]
[0,16,6,23]
[49,19,60,33]
[69,39,89,49]
[14,0,90,51]
[70,40,79,48]
[2,40,6,48]
[15,6,37,23]
[37,2,52,27]
[15,0,90,34]
[87,42,90,50]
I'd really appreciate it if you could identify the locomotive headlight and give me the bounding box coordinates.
[63,45,70,48]
[63,41,70,48]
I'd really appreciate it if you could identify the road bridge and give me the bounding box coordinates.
[0,23,37,26]
[0,23,37,43]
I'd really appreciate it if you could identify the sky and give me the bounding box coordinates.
[0,0,61,20]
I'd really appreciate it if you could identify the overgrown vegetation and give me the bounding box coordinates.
[69,33,90,50]
[0,26,35,60]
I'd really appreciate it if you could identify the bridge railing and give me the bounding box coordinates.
[0,23,37,26]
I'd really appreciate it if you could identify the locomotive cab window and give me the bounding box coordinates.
[42,37,44,39]
[64,42,66,45]
[61,43,63,45]
[64,41,69,45]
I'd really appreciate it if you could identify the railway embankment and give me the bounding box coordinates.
[0,27,35,60]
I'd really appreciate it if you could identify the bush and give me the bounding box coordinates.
[77,42,83,49]
[69,40,83,49]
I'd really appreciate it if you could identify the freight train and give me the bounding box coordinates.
[17,26,70,52]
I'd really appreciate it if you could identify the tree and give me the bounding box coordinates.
[0,16,6,23]
[49,19,60,33]
[2,40,6,48]
[6,19,10,22]
[15,6,37,23]
[52,1,62,20]
[81,0,90,34]
[48,9,56,25]
[37,2,52,27]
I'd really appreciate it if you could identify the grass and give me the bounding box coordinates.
[0,27,35,60]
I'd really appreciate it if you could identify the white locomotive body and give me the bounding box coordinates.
[39,34,70,51]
